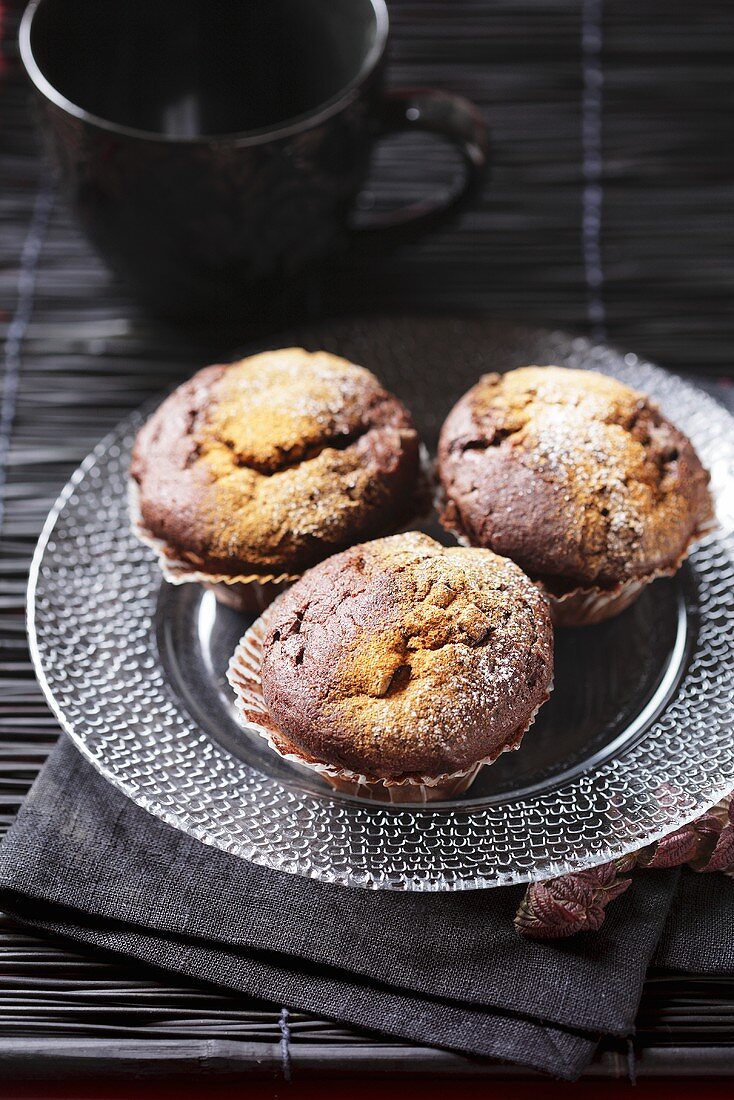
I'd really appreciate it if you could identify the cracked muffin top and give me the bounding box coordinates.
[258,532,554,780]
[131,348,423,577]
[438,366,713,593]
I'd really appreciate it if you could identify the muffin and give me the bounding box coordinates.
[227,532,554,804]
[130,348,426,611]
[438,366,714,626]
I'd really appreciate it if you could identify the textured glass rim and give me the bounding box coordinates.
[27,331,734,891]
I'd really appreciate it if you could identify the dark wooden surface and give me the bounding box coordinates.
[1,0,734,1083]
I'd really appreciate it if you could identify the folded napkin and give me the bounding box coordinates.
[2,736,726,1080]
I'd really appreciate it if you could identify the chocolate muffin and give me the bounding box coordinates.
[227,532,554,803]
[131,348,425,610]
[438,366,714,625]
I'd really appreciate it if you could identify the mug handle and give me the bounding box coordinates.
[352,87,489,240]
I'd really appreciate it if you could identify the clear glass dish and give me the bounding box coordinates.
[28,319,734,890]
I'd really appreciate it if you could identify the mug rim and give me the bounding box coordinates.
[19,0,389,145]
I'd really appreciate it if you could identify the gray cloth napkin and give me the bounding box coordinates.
[0,737,686,1079]
[655,871,734,972]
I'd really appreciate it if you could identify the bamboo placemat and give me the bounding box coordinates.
[1,0,733,1080]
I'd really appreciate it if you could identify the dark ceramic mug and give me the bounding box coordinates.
[20,0,488,319]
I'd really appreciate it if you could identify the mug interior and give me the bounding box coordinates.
[25,0,383,139]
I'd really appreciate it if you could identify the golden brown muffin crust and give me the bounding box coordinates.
[131,349,422,575]
[259,533,554,780]
[438,366,713,591]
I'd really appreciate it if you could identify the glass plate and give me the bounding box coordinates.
[28,318,734,891]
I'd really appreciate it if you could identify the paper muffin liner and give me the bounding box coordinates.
[539,574,654,627]
[129,444,434,615]
[226,596,551,806]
